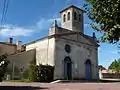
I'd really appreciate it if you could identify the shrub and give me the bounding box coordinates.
[0,54,9,82]
[28,60,37,82]
[37,64,54,82]
[28,60,54,82]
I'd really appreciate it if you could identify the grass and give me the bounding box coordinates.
[3,79,32,83]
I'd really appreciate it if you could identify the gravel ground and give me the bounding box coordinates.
[0,82,120,90]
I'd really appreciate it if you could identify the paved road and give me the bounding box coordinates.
[0,82,120,90]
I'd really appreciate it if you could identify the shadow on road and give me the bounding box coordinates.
[0,86,48,90]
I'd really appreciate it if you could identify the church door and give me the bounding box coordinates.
[64,56,72,80]
[85,59,92,80]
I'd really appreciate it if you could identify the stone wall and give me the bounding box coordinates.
[6,49,36,79]
[99,70,120,79]
[0,43,16,55]
[101,73,120,79]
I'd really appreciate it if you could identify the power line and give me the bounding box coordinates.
[0,0,10,30]
[0,0,7,28]
[4,0,10,23]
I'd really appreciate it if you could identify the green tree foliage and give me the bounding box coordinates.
[28,61,54,82]
[84,0,120,43]
[37,64,54,82]
[0,54,9,81]
[108,59,120,73]
[28,60,38,82]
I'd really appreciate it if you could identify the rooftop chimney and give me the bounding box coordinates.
[16,40,22,52]
[16,40,22,46]
[8,37,13,44]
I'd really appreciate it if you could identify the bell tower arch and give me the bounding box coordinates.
[60,5,84,33]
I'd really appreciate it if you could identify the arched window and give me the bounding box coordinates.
[67,12,70,20]
[74,12,77,20]
[63,14,66,22]
[79,14,81,21]
[64,56,72,63]
[85,59,91,65]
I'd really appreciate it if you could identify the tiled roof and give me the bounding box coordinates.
[24,29,99,47]
[0,42,16,46]
[60,5,84,13]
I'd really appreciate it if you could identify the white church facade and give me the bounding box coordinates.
[0,5,99,80]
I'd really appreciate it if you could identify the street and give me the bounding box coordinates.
[0,82,120,90]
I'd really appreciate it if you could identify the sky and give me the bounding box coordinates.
[0,0,119,68]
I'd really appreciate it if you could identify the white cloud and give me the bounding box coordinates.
[0,17,61,37]
[0,25,34,37]
[36,18,61,30]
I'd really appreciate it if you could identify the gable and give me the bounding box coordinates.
[77,34,98,47]
[56,33,98,47]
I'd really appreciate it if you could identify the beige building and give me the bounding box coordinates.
[0,5,99,80]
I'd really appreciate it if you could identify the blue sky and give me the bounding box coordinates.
[0,0,119,68]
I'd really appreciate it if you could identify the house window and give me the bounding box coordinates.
[63,14,66,22]
[74,12,77,20]
[67,12,70,20]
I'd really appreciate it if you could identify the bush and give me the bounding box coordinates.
[0,54,9,82]
[36,64,54,82]
[28,60,38,82]
[28,60,54,82]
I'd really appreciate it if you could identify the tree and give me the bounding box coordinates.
[0,54,9,81]
[108,59,120,73]
[84,0,120,43]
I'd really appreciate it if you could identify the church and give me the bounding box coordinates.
[0,5,99,80]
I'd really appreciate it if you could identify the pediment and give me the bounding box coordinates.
[55,32,98,47]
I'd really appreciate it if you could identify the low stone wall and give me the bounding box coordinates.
[101,73,120,79]
[6,49,36,80]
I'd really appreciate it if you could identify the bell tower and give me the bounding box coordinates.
[60,5,84,33]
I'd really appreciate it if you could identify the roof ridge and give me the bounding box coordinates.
[0,42,16,46]
[60,5,84,13]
